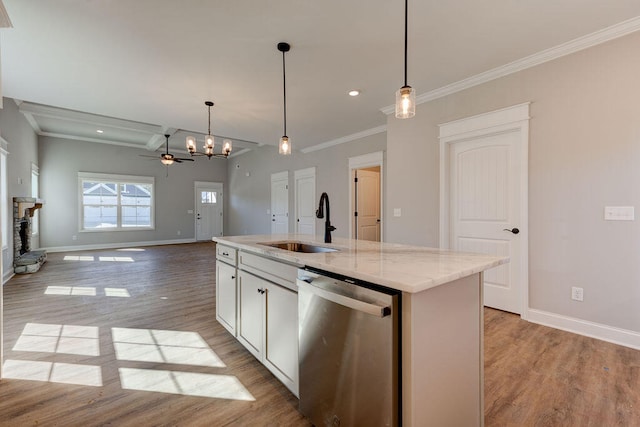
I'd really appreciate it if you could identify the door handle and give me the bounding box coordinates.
[503,228,520,234]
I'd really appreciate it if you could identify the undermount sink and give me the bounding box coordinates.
[259,241,339,253]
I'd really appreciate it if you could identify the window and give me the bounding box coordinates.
[201,191,217,204]
[79,173,154,231]
[1,142,8,249]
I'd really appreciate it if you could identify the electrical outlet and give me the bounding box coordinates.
[177,230,181,236]
[72,235,77,241]
[571,286,584,302]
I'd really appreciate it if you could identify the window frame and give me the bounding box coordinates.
[31,163,40,236]
[1,139,8,249]
[78,172,155,232]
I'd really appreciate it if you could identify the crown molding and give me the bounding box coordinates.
[381,15,640,115]
[301,124,387,154]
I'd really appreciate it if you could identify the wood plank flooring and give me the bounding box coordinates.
[0,242,639,426]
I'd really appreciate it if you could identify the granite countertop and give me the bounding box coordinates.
[213,234,508,294]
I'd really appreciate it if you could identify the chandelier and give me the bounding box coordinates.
[185,101,232,158]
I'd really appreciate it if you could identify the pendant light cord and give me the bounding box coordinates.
[282,50,287,136]
[404,0,408,87]
[208,104,211,135]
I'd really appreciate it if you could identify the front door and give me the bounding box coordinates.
[441,103,529,315]
[195,182,223,241]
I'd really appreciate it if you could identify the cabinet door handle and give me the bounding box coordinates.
[503,228,520,235]
[222,252,229,256]
[231,275,236,280]
[257,288,266,294]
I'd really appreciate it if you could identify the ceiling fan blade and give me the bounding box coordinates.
[174,157,195,162]
[174,158,183,163]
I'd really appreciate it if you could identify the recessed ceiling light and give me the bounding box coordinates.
[96,129,104,134]
[348,90,360,97]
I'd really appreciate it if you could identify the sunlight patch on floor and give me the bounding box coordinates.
[119,368,254,400]
[63,255,95,261]
[45,286,130,297]
[98,256,134,262]
[104,288,131,297]
[13,323,100,356]
[3,360,103,387]
[112,327,225,368]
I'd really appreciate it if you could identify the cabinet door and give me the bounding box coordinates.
[237,271,265,360]
[264,282,299,397]
[216,261,237,335]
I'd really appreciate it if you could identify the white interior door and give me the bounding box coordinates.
[294,167,316,235]
[271,171,289,234]
[195,182,223,240]
[440,103,529,315]
[354,168,380,241]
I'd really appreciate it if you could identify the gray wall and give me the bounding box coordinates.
[0,98,39,282]
[386,31,640,332]
[227,132,386,237]
[38,136,227,249]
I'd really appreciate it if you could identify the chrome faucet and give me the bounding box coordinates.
[316,192,336,243]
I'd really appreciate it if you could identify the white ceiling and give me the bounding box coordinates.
[3,1,640,153]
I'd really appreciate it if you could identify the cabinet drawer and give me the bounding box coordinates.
[216,244,237,265]
[238,251,298,291]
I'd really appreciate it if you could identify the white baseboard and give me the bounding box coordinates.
[3,271,14,285]
[42,238,199,253]
[527,308,640,350]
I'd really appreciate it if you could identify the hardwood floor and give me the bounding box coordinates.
[485,308,640,426]
[1,242,639,426]
[0,243,309,427]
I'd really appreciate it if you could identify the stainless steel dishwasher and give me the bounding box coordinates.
[297,267,400,427]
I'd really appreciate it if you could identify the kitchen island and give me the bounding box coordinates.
[213,234,508,427]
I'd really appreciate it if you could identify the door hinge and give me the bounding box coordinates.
[354,211,358,217]
[286,185,289,190]
[354,177,358,183]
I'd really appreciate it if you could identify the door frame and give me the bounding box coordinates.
[438,102,529,318]
[194,181,224,240]
[294,167,316,235]
[348,151,384,242]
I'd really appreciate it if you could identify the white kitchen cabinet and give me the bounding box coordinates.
[215,260,237,336]
[237,270,265,358]
[237,269,299,397]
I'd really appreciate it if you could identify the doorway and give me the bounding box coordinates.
[194,181,223,241]
[352,167,381,241]
[348,152,384,242]
[439,103,529,316]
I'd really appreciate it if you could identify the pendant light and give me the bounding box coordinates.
[395,0,415,119]
[278,42,292,155]
[186,101,232,159]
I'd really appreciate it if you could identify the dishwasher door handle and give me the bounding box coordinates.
[297,279,391,318]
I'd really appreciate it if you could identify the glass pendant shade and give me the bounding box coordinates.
[205,134,214,150]
[279,136,291,155]
[222,139,232,155]
[395,85,415,119]
[186,136,197,154]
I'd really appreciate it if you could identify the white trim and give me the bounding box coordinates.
[527,308,640,351]
[439,103,529,317]
[294,167,316,236]
[42,238,197,253]
[381,16,640,115]
[301,125,387,154]
[3,270,14,285]
[348,151,384,242]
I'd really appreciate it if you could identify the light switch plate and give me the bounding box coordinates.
[604,206,634,221]
[393,208,402,217]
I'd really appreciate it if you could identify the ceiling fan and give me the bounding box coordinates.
[141,134,195,165]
